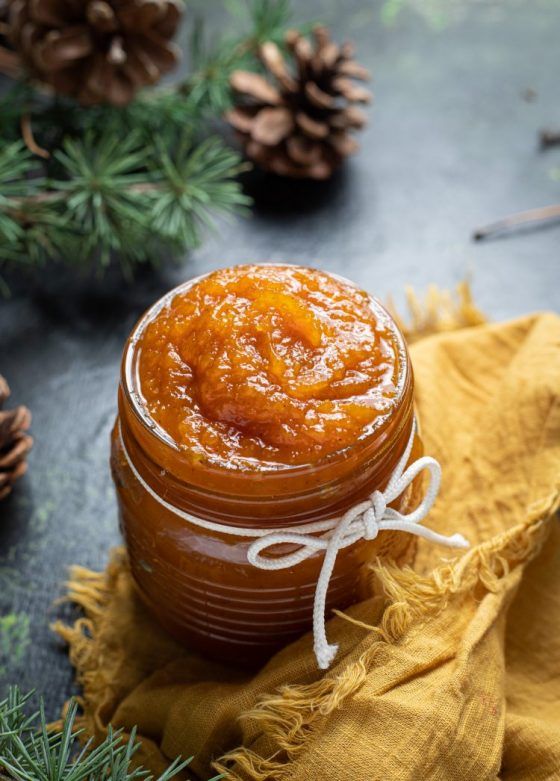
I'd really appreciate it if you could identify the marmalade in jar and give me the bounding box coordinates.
[111,264,422,664]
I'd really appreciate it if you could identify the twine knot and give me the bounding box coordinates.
[362,491,386,539]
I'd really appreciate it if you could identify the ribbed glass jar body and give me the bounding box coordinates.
[111,271,423,665]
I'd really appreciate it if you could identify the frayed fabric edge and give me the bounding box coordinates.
[387,280,486,345]
[213,493,560,781]
[52,551,128,742]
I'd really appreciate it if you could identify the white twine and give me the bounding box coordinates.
[119,420,469,669]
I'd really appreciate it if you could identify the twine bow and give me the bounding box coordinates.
[246,420,470,669]
[119,420,469,669]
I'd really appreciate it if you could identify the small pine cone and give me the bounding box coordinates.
[226,26,372,180]
[8,0,183,106]
[0,375,32,501]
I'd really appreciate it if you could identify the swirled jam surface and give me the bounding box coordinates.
[137,265,401,469]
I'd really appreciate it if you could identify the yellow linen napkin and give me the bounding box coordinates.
[55,296,560,781]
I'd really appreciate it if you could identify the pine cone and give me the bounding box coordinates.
[227,26,372,180]
[0,375,32,501]
[8,0,183,106]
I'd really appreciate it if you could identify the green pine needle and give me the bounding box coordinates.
[0,688,222,781]
[181,0,294,115]
[247,0,292,42]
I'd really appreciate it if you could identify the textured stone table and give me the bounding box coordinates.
[1,0,559,716]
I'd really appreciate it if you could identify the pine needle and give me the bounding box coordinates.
[0,687,219,781]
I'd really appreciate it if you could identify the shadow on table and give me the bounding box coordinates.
[1,262,177,335]
[241,165,353,217]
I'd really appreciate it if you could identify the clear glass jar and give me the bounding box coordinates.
[111,272,423,665]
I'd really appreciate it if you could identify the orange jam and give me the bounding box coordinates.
[139,265,401,470]
[112,265,421,664]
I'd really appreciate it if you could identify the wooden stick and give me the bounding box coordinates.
[21,114,50,159]
[473,203,560,240]
[540,128,560,149]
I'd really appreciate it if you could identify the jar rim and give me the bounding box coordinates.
[121,264,412,483]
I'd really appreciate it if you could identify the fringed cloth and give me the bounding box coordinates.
[54,286,560,781]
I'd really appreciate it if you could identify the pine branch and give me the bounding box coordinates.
[0,129,250,275]
[0,687,222,781]
[0,0,302,285]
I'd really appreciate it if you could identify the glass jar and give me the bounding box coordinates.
[110,270,423,665]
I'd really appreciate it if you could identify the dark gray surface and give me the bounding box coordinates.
[1,0,559,717]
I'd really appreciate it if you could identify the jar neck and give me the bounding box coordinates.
[118,361,415,529]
